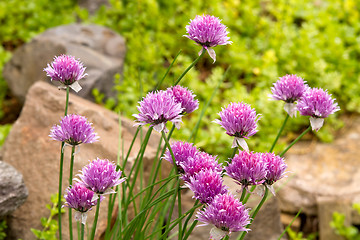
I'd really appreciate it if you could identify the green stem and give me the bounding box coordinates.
[90,197,101,240]
[238,188,269,240]
[182,220,198,240]
[269,114,289,152]
[80,223,84,240]
[277,208,302,240]
[58,143,64,240]
[239,188,246,202]
[279,126,311,157]
[64,86,70,116]
[177,189,182,240]
[223,235,230,240]
[174,48,205,86]
[68,146,75,240]
[182,200,199,239]
[155,50,182,90]
[58,86,70,240]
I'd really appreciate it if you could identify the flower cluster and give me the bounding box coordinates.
[77,158,126,195]
[270,75,340,130]
[63,183,98,224]
[49,114,99,146]
[167,85,199,114]
[44,54,87,92]
[214,102,260,151]
[225,151,287,196]
[270,74,309,117]
[196,193,250,240]
[163,141,250,238]
[184,14,232,62]
[225,151,267,191]
[133,86,199,133]
[64,158,125,223]
[297,88,340,131]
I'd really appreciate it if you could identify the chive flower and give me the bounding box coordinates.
[167,85,199,115]
[180,151,222,182]
[297,88,340,131]
[214,102,260,151]
[49,114,99,146]
[270,74,309,117]
[185,169,228,204]
[133,90,183,133]
[44,54,87,92]
[196,193,250,240]
[162,141,199,173]
[225,151,267,191]
[63,182,98,224]
[261,152,287,195]
[184,14,232,63]
[77,158,125,196]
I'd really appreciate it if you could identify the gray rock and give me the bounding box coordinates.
[0,160,28,217]
[2,81,162,240]
[3,23,126,104]
[78,0,110,14]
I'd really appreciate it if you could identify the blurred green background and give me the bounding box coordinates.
[0,0,357,158]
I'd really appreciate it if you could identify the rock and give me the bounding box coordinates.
[276,116,360,238]
[2,81,162,240]
[0,160,28,217]
[78,0,110,14]
[3,23,126,104]
[277,117,360,217]
[317,196,352,240]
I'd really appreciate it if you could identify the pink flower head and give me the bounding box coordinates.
[196,193,250,240]
[225,151,267,191]
[261,152,287,195]
[44,55,87,92]
[185,169,228,204]
[77,158,125,195]
[49,114,99,146]
[214,102,260,151]
[184,14,232,63]
[270,74,309,117]
[63,182,98,224]
[162,141,198,173]
[180,151,222,182]
[133,90,183,133]
[167,85,199,114]
[297,88,340,131]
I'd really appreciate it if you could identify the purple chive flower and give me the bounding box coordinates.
[196,193,250,240]
[225,151,267,191]
[261,152,287,195]
[184,14,232,63]
[214,102,260,151]
[167,85,199,114]
[49,114,99,146]
[162,141,198,173]
[63,182,98,224]
[180,151,223,182]
[297,88,340,131]
[133,90,183,133]
[270,74,309,117]
[44,55,87,92]
[185,169,228,204]
[77,158,125,195]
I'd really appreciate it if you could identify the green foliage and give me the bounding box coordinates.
[0,220,7,240]
[31,193,65,240]
[287,227,318,240]
[0,124,11,147]
[331,203,360,240]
